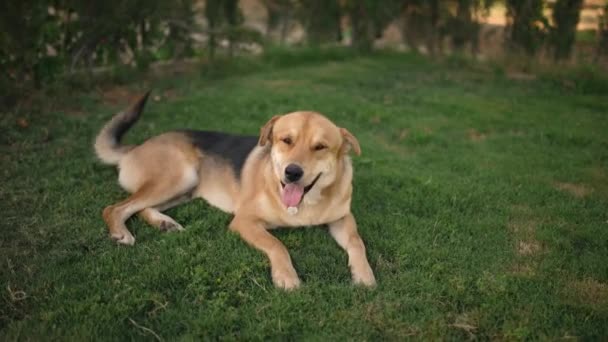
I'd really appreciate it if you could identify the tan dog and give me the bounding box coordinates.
[95,92,376,289]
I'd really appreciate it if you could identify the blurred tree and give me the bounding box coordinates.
[68,0,164,69]
[343,0,402,51]
[0,0,201,109]
[162,0,197,61]
[401,0,432,53]
[446,0,495,55]
[399,0,494,56]
[597,3,608,59]
[442,1,474,53]
[1,0,198,78]
[224,0,240,56]
[205,0,247,59]
[427,0,441,55]
[205,0,221,59]
[550,0,584,60]
[0,1,60,88]
[505,0,549,56]
[297,0,342,45]
[263,0,294,44]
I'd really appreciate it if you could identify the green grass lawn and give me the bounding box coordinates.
[2,52,608,340]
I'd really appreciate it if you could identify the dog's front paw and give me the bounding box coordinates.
[159,220,184,232]
[353,264,376,287]
[111,232,135,246]
[272,265,301,290]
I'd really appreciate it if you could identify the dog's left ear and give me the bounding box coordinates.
[340,127,361,156]
[259,115,281,146]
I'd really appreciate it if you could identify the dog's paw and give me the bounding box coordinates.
[272,266,301,290]
[111,232,135,246]
[159,220,184,232]
[352,265,376,288]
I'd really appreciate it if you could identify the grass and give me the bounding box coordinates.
[1,50,608,340]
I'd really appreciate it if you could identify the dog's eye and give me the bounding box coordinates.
[281,137,293,145]
[313,144,327,151]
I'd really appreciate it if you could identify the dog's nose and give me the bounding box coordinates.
[284,164,303,182]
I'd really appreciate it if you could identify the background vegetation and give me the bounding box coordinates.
[1,0,607,340]
[1,0,607,109]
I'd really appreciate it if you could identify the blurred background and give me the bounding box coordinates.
[1,0,606,108]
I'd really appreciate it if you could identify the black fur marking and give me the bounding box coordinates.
[181,130,258,178]
[113,91,150,143]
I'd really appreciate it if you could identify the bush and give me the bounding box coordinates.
[0,0,199,109]
[0,1,197,81]
[541,64,608,95]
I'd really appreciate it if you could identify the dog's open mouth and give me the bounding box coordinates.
[280,173,322,208]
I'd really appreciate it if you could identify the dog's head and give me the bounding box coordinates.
[258,111,360,209]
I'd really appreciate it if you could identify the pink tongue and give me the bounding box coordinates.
[281,183,304,207]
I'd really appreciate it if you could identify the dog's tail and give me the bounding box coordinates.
[94,91,150,165]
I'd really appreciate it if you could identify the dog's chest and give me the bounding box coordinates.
[268,199,350,227]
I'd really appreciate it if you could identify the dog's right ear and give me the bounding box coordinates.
[340,127,361,156]
[258,115,281,146]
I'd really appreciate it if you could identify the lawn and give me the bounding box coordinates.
[1,52,607,340]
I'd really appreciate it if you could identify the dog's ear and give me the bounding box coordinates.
[340,127,361,156]
[258,115,281,146]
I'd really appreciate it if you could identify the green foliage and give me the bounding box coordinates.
[0,1,61,89]
[0,0,197,102]
[506,0,550,56]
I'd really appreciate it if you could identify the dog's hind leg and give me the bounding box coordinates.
[138,194,191,232]
[103,172,197,245]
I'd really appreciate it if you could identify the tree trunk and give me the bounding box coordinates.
[224,0,239,58]
[427,0,440,57]
[205,0,220,60]
[506,0,547,56]
[351,6,373,51]
[598,4,608,60]
[551,0,584,60]
[280,12,289,45]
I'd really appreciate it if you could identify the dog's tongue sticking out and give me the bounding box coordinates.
[281,183,304,208]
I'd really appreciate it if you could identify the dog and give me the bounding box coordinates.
[95,92,376,289]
